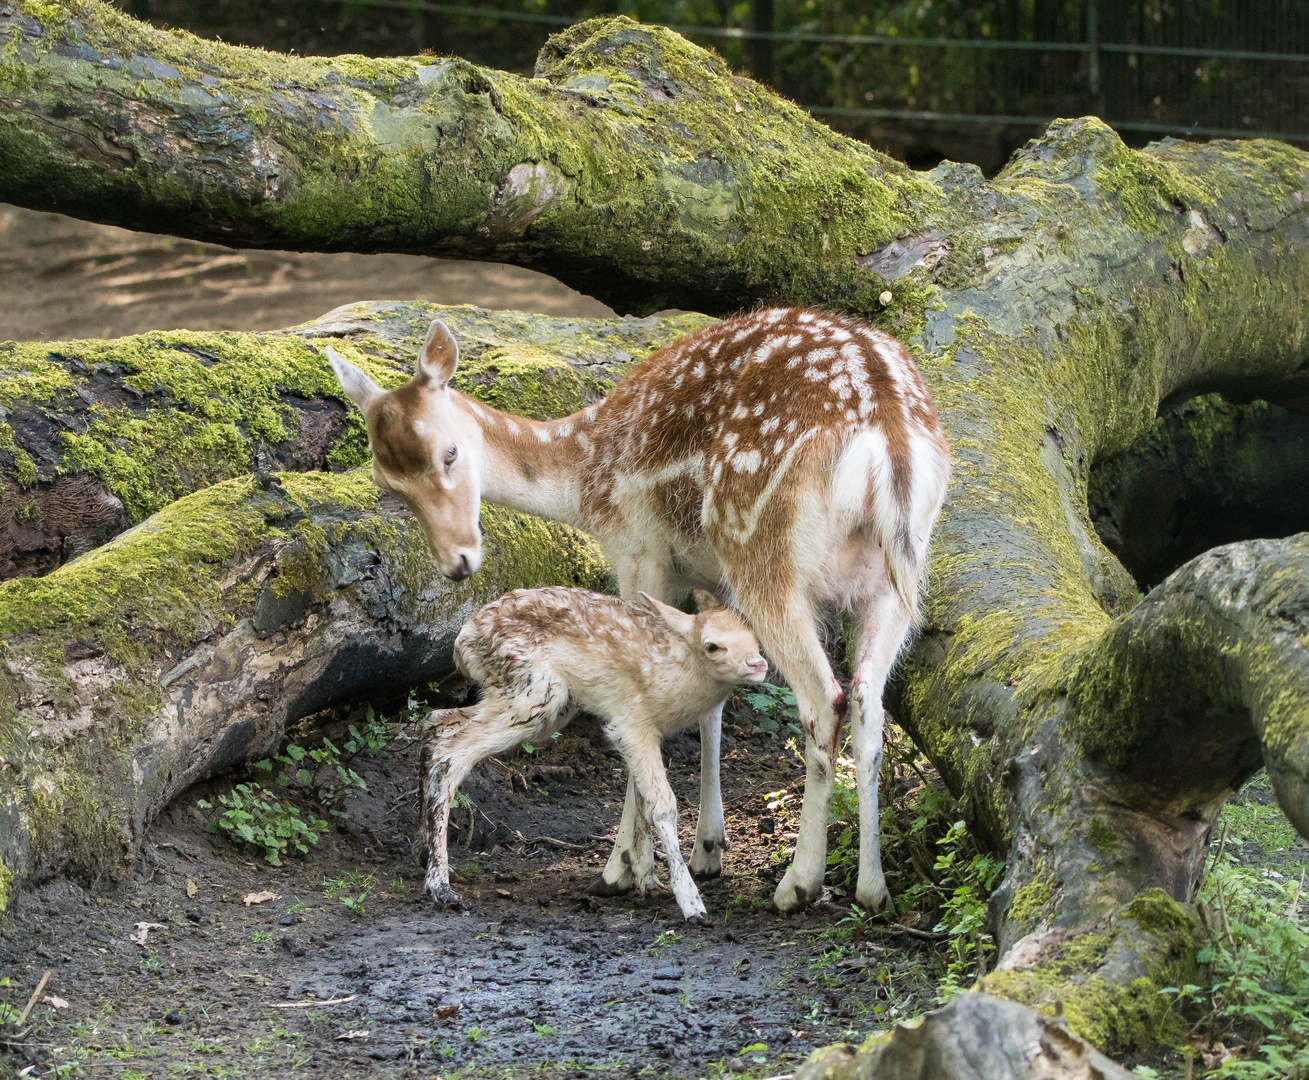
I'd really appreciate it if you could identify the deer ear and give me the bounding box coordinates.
[417,319,459,389]
[692,589,724,613]
[325,346,382,413]
[639,592,695,635]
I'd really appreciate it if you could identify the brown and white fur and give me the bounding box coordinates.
[419,586,768,920]
[327,307,950,913]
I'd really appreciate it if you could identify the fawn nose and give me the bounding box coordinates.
[746,656,768,680]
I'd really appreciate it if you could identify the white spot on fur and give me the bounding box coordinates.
[732,449,762,473]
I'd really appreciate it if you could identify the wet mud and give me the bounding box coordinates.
[0,712,932,1078]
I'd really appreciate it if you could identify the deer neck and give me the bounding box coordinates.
[460,392,595,530]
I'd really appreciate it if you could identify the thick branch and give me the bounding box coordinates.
[0,468,611,896]
[0,301,705,578]
[1072,534,1309,840]
[0,0,927,315]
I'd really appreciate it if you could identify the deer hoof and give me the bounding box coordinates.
[772,871,819,913]
[854,884,895,915]
[430,883,467,910]
[586,874,634,897]
[684,910,709,926]
[690,838,725,879]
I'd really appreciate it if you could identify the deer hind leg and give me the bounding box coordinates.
[689,699,727,879]
[591,773,659,896]
[737,587,846,914]
[623,733,707,921]
[849,586,915,914]
[421,675,570,908]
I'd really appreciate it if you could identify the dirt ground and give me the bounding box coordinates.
[0,203,614,343]
[0,706,935,1079]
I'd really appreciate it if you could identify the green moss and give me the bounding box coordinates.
[1010,866,1054,924]
[1087,815,1119,857]
[453,344,622,420]
[986,889,1198,1054]
[0,859,11,913]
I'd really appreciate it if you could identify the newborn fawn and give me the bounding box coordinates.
[420,586,767,921]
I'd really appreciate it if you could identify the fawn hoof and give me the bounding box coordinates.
[773,869,820,914]
[587,873,633,897]
[684,910,709,926]
[429,882,467,910]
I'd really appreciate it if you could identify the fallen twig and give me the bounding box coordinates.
[18,972,51,1024]
[267,995,358,1009]
[879,924,950,942]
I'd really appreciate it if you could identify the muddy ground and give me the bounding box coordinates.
[0,704,940,1079]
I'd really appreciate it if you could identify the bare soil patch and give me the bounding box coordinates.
[0,708,934,1078]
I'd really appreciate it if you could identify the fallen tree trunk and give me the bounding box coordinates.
[3,0,1309,1056]
[0,300,706,577]
[0,467,611,902]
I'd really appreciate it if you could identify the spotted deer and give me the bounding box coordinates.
[326,307,950,913]
[419,586,767,920]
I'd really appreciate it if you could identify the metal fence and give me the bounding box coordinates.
[303,0,1309,145]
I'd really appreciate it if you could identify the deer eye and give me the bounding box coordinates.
[705,642,721,653]
[443,445,458,469]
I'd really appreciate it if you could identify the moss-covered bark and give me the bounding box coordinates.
[3,1,1309,1057]
[0,300,707,577]
[0,467,612,896]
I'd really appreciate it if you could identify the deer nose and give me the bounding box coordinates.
[448,552,473,581]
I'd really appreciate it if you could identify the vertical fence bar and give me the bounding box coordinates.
[1087,0,1102,96]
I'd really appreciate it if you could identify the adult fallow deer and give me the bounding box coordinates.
[326,308,950,913]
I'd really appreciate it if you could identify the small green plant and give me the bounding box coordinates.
[342,706,390,755]
[932,821,1004,998]
[647,929,683,956]
[529,1020,556,1037]
[739,682,801,736]
[198,784,327,866]
[467,1025,485,1045]
[251,931,273,944]
[323,871,376,916]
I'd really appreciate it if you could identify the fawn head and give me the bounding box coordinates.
[640,590,768,686]
[326,321,484,580]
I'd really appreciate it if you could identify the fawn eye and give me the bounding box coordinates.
[443,445,458,468]
[705,643,721,653]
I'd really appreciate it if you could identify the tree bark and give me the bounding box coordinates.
[0,461,612,906]
[0,299,707,578]
[0,302,715,905]
[3,0,1309,1054]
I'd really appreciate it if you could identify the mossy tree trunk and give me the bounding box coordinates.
[2,0,1309,1055]
[0,300,706,578]
[0,301,716,905]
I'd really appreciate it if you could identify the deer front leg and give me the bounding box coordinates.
[849,588,914,914]
[591,550,674,895]
[626,736,707,922]
[739,589,845,913]
[689,700,727,879]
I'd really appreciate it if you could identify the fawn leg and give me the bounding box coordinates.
[592,774,658,896]
[420,706,478,908]
[625,736,706,921]
[689,700,727,879]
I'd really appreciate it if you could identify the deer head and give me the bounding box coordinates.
[639,590,769,686]
[326,320,485,580]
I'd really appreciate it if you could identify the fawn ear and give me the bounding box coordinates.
[639,592,695,635]
[326,346,383,413]
[692,589,724,613]
[417,319,460,389]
